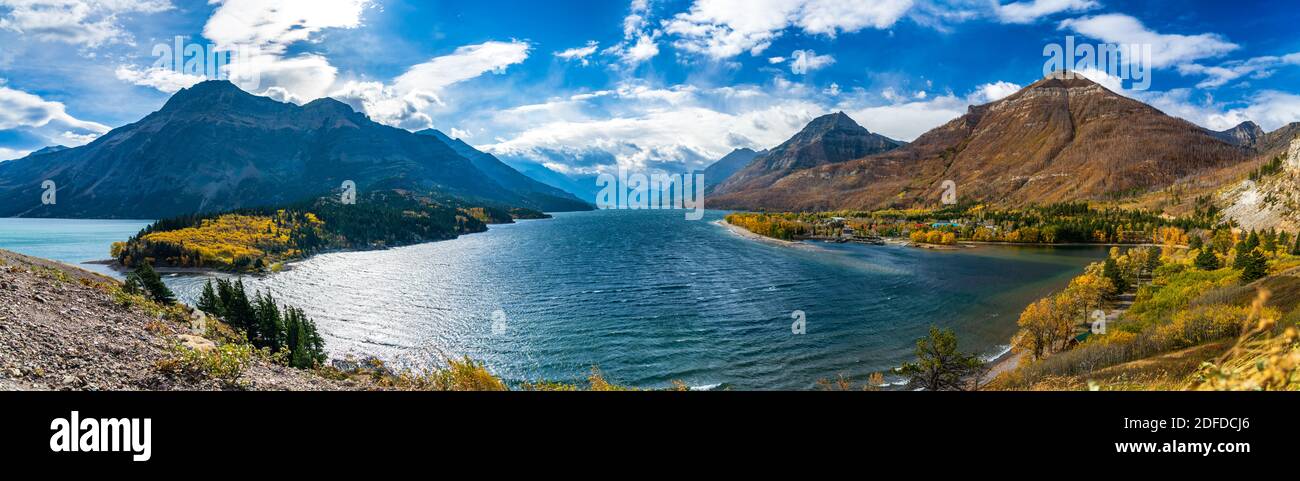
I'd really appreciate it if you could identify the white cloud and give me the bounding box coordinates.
[605,0,660,66]
[1066,68,1300,132]
[114,65,206,93]
[201,0,372,102]
[1058,14,1238,69]
[969,80,1022,103]
[995,0,1097,24]
[393,41,529,93]
[664,0,913,59]
[845,94,966,141]
[0,146,32,161]
[332,40,531,130]
[1177,53,1300,89]
[482,81,826,172]
[555,41,599,66]
[0,0,173,47]
[789,49,833,74]
[843,81,1021,141]
[203,0,370,55]
[767,56,786,64]
[0,84,108,133]
[0,84,109,158]
[477,75,1026,176]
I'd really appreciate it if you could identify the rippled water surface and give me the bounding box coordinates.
[0,212,1106,389]
[158,209,1104,390]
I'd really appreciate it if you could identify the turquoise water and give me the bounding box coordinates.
[0,212,1105,389]
[145,209,1103,390]
[0,218,152,277]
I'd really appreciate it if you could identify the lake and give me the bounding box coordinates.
[0,211,1106,389]
[0,218,152,277]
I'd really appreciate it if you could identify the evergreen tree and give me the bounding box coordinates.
[1102,257,1128,293]
[223,280,257,335]
[1188,234,1204,250]
[252,291,285,350]
[192,279,326,369]
[132,262,175,304]
[123,272,144,296]
[1233,233,1258,269]
[1292,232,1300,256]
[1194,247,1221,270]
[197,280,223,317]
[283,306,326,368]
[1240,248,1268,283]
[1261,229,1276,254]
[1143,247,1161,274]
[899,327,984,391]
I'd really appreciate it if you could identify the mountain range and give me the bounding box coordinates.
[711,112,904,197]
[709,74,1264,211]
[702,148,763,192]
[0,80,589,219]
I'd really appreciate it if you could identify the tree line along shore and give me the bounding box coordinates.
[727,203,1300,391]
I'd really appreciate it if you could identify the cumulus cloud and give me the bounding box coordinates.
[114,65,206,93]
[789,49,834,74]
[994,0,1097,24]
[332,40,531,130]
[0,0,173,47]
[1058,14,1238,69]
[1065,68,1300,132]
[604,0,660,66]
[969,80,1022,103]
[555,41,600,66]
[663,0,913,59]
[842,81,1021,141]
[0,84,109,159]
[476,75,1025,177]
[201,0,372,102]
[482,81,826,173]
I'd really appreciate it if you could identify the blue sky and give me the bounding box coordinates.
[2,0,1299,177]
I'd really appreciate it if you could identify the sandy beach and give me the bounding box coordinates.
[715,220,824,251]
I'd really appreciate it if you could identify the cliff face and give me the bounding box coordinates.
[0,249,353,390]
[1211,121,1266,148]
[1221,138,1300,233]
[712,74,1251,211]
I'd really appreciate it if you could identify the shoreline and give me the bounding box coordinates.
[714,220,824,251]
[96,215,548,278]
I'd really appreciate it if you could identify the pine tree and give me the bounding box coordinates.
[252,291,285,351]
[1240,248,1268,283]
[283,306,326,368]
[223,279,257,335]
[197,280,223,317]
[132,262,175,304]
[1143,246,1161,274]
[1195,247,1220,270]
[1103,257,1128,293]
[899,327,985,391]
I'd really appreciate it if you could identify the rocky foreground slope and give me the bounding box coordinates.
[0,249,359,391]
